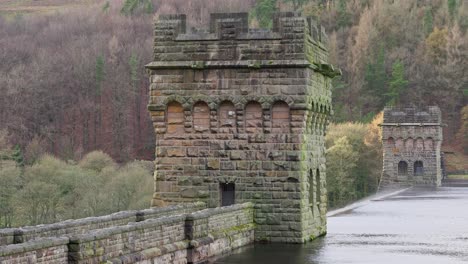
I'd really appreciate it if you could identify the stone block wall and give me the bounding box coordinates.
[68,215,188,263]
[0,202,205,246]
[146,12,338,243]
[381,106,443,188]
[0,237,69,264]
[0,203,254,264]
[187,203,255,262]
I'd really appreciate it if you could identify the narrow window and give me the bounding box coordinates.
[387,137,395,148]
[405,138,414,152]
[193,102,210,132]
[315,169,321,206]
[220,183,235,206]
[415,137,424,151]
[398,161,408,176]
[424,138,434,151]
[218,101,236,133]
[309,169,313,206]
[395,138,404,151]
[414,161,424,176]
[271,101,290,133]
[245,102,263,133]
[167,102,184,134]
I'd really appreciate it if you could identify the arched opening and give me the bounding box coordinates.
[414,161,424,176]
[167,102,184,134]
[193,102,210,132]
[308,169,313,206]
[315,169,321,206]
[271,101,290,133]
[220,183,235,206]
[218,101,236,133]
[396,138,404,151]
[424,138,434,151]
[405,138,413,151]
[415,137,424,151]
[245,101,263,133]
[387,137,395,148]
[398,161,408,176]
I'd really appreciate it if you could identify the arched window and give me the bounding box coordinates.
[218,101,236,133]
[387,137,395,148]
[315,169,321,206]
[414,161,424,176]
[193,102,210,132]
[405,138,414,152]
[415,138,424,151]
[271,101,290,133]
[396,138,404,150]
[245,102,263,133]
[398,161,408,176]
[424,138,434,151]
[308,169,313,206]
[167,102,184,134]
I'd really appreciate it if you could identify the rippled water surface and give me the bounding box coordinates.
[215,187,468,264]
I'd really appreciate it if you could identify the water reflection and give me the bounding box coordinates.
[215,187,468,264]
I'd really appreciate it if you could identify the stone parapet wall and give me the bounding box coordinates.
[0,202,205,246]
[68,215,187,263]
[148,12,332,68]
[382,106,441,124]
[0,229,14,246]
[0,237,69,264]
[0,203,254,264]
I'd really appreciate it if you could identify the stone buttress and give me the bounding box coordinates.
[146,12,340,243]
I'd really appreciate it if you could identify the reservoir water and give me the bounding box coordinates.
[215,187,468,264]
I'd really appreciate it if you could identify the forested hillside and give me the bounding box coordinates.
[0,0,467,218]
[1,0,466,161]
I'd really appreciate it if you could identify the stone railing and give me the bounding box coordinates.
[0,202,254,264]
[187,202,255,263]
[0,237,69,264]
[0,202,205,246]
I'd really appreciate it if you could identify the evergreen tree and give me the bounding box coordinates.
[423,8,434,36]
[102,1,110,13]
[386,60,408,106]
[129,53,140,88]
[121,0,153,16]
[12,145,24,167]
[364,45,387,107]
[251,0,278,28]
[448,0,457,19]
[337,0,350,28]
[145,0,154,14]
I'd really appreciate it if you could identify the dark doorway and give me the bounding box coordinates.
[414,161,424,176]
[398,161,408,175]
[316,169,321,206]
[220,183,235,206]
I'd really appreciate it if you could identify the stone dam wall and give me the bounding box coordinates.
[0,202,205,246]
[0,203,254,264]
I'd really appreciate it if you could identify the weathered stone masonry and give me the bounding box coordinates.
[0,203,254,264]
[380,106,443,188]
[146,12,339,243]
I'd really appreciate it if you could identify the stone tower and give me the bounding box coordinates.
[146,12,339,243]
[380,106,443,189]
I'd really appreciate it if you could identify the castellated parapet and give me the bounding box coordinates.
[146,12,340,243]
[380,106,443,189]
